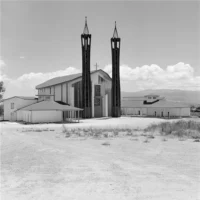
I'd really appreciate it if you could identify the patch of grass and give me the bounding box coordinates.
[60,126,142,139]
[193,139,200,142]
[102,141,110,146]
[22,128,51,132]
[162,138,167,142]
[34,129,42,132]
[147,135,155,139]
[141,133,148,137]
[62,125,71,137]
[143,138,150,143]
[145,120,200,138]
[179,137,187,141]
[130,138,138,141]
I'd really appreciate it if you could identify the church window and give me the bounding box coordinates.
[11,103,14,109]
[98,76,104,84]
[95,85,101,96]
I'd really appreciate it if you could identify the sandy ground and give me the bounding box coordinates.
[1,117,200,200]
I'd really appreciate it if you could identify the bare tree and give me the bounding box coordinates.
[0,81,5,100]
[0,81,5,116]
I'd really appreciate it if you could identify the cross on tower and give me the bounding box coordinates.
[94,63,99,70]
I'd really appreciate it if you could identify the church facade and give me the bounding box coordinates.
[36,69,112,118]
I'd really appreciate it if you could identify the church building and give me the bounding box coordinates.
[36,69,112,118]
[2,18,121,122]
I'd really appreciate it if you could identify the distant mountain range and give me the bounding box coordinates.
[121,89,200,105]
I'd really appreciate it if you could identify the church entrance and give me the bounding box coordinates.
[94,97,102,118]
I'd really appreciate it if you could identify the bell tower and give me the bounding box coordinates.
[111,22,121,117]
[81,17,92,118]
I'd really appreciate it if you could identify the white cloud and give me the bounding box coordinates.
[0,59,9,82]
[103,62,200,91]
[4,66,80,98]
[2,62,200,98]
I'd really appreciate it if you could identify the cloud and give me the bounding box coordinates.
[0,59,9,82]
[2,62,200,98]
[4,66,81,98]
[103,62,200,91]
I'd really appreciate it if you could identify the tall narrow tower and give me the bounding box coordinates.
[81,17,92,118]
[111,22,121,117]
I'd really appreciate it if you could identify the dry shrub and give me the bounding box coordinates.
[102,141,110,146]
[143,138,150,143]
[145,120,200,138]
[147,135,155,139]
[62,125,71,137]
[130,138,138,141]
[61,126,142,139]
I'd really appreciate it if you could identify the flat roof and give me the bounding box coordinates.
[121,99,189,108]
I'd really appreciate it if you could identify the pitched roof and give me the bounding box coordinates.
[122,99,189,108]
[19,100,83,111]
[121,100,144,107]
[36,69,111,89]
[144,94,160,97]
[1,96,38,102]
[145,100,189,108]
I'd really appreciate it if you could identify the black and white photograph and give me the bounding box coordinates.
[0,0,200,199]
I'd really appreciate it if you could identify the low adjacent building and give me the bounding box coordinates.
[15,101,82,123]
[121,94,190,118]
[2,96,38,121]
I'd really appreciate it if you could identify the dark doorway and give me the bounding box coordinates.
[168,112,170,118]
[161,111,164,117]
[155,111,157,117]
[94,97,102,118]
[138,110,140,115]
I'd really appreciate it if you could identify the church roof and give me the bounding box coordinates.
[1,96,38,102]
[36,69,111,89]
[83,17,89,35]
[121,99,189,108]
[113,21,119,38]
[19,100,83,111]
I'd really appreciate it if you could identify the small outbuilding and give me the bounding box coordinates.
[14,100,83,123]
[2,96,38,121]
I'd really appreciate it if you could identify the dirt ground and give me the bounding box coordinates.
[1,117,200,200]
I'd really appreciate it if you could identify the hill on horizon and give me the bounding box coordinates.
[121,89,200,105]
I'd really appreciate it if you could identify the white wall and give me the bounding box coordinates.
[31,111,63,123]
[181,108,190,117]
[123,108,147,116]
[3,97,37,121]
[62,83,67,103]
[16,110,23,121]
[22,111,31,123]
[122,107,190,117]
[55,85,62,101]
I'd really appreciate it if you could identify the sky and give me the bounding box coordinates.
[0,1,200,98]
